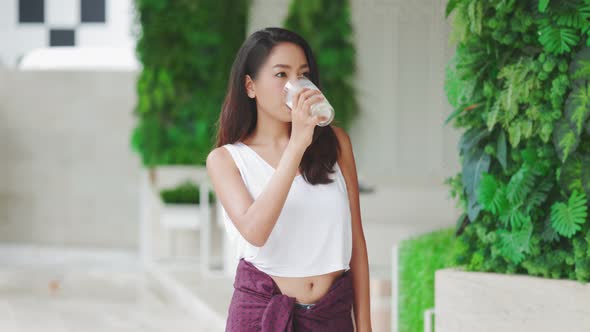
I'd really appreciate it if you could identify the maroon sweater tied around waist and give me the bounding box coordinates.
[225,258,355,332]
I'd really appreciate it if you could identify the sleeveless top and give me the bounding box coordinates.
[220,142,352,277]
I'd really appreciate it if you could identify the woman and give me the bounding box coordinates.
[206,27,372,332]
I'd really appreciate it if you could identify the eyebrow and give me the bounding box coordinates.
[272,64,309,69]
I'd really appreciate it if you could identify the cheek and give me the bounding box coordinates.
[261,80,287,106]
[273,80,287,101]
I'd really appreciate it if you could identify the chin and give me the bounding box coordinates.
[281,107,292,122]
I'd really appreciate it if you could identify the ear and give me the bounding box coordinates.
[245,75,256,99]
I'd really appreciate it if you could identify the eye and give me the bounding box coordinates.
[275,72,287,78]
[300,72,310,78]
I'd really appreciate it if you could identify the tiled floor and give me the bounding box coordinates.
[154,261,233,319]
[0,246,395,332]
[0,246,221,332]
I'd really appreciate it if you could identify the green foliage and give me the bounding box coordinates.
[159,180,216,205]
[283,0,358,130]
[459,128,491,222]
[497,219,533,264]
[131,0,250,166]
[550,190,588,238]
[478,173,508,215]
[538,19,580,55]
[445,0,590,282]
[559,153,590,196]
[398,228,460,332]
[539,0,550,13]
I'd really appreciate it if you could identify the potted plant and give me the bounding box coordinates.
[159,180,216,230]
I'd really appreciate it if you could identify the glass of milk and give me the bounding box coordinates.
[284,77,335,127]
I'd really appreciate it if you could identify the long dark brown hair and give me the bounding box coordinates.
[214,27,340,185]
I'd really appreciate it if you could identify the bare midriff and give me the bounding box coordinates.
[269,269,346,304]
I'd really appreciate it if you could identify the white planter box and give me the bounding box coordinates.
[140,166,223,274]
[160,204,202,230]
[435,268,590,332]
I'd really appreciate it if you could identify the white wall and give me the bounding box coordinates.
[350,0,460,186]
[0,68,141,248]
[0,0,137,67]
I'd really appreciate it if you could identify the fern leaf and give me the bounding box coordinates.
[552,119,580,162]
[556,13,586,30]
[525,179,554,214]
[538,19,580,54]
[580,4,590,22]
[500,204,530,229]
[498,61,525,121]
[507,166,536,204]
[555,5,590,33]
[467,1,483,36]
[573,60,590,80]
[478,173,509,215]
[487,98,500,131]
[508,122,522,148]
[497,220,533,264]
[565,83,590,135]
[496,129,508,171]
[559,153,588,195]
[541,215,560,243]
[550,190,588,238]
[539,0,549,13]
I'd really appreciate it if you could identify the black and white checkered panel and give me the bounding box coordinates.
[18,0,106,47]
[1,0,135,67]
[19,0,45,23]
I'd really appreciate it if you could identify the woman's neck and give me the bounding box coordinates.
[248,109,291,146]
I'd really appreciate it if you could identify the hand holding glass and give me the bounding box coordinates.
[284,77,335,127]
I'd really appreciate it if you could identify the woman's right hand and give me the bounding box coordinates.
[289,87,324,150]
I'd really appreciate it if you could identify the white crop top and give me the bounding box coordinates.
[220,142,352,277]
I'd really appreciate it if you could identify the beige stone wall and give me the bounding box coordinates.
[435,268,590,332]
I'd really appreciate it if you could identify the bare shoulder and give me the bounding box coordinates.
[206,146,227,168]
[206,145,255,241]
[206,146,239,177]
[330,125,353,165]
[331,125,351,148]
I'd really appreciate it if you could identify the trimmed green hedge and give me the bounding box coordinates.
[284,0,359,131]
[398,228,459,332]
[159,180,216,205]
[131,0,250,166]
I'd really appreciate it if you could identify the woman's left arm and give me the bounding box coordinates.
[332,126,372,332]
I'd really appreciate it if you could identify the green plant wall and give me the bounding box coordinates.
[445,0,590,282]
[283,0,359,131]
[131,0,250,166]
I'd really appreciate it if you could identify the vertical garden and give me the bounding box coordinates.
[445,0,590,282]
[131,0,251,166]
